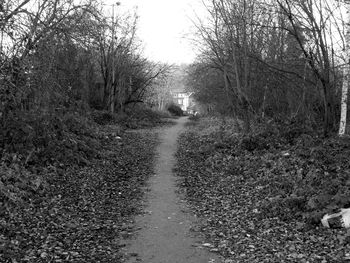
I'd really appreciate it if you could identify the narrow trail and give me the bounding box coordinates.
[123,117,222,263]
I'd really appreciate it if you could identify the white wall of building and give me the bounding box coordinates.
[174,92,192,111]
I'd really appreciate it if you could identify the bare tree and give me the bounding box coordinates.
[0,0,99,116]
[193,0,300,130]
[276,0,346,135]
[190,0,350,135]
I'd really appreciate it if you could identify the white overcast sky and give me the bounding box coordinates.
[109,0,202,64]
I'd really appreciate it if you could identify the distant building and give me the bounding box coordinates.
[172,91,195,113]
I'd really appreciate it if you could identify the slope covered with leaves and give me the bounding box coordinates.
[175,117,350,263]
[0,109,163,262]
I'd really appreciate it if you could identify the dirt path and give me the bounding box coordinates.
[123,117,222,263]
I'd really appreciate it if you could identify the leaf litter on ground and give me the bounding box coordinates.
[174,117,350,263]
[1,121,160,262]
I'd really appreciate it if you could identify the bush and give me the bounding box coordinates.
[122,105,173,128]
[0,110,102,209]
[240,129,281,152]
[91,110,116,125]
[189,114,200,121]
[91,105,173,128]
[0,110,99,167]
[166,103,183,116]
[0,161,47,206]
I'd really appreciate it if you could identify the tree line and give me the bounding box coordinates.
[0,0,169,120]
[186,0,350,136]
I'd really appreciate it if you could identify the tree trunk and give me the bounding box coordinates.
[261,85,268,118]
[110,83,115,113]
[322,80,335,137]
[339,3,350,136]
[339,64,349,136]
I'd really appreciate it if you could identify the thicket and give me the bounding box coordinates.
[187,0,349,136]
[176,118,350,261]
[184,116,350,223]
[184,1,350,229]
[1,111,96,201]
[0,0,172,211]
[240,122,350,223]
[1,121,159,261]
[166,103,184,116]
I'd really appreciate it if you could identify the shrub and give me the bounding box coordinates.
[91,105,173,128]
[0,110,99,167]
[189,114,200,121]
[122,105,173,128]
[166,103,183,116]
[0,161,47,206]
[91,110,115,125]
[0,110,102,209]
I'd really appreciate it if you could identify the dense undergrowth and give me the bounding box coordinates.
[175,117,350,262]
[91,105,174,127]
[166,103,183,117]
[0,106,169,262]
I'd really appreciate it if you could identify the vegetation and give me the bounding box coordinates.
[186,0,350,136]
[2,0,350,261]
[145,64,189,111]
[175,117,350,262]
[166,103,183,117]
[1,0,170,114]
[1,121,159,261]
[0,0,171,195]
[0,1,174,261]
[178,1,350,260]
